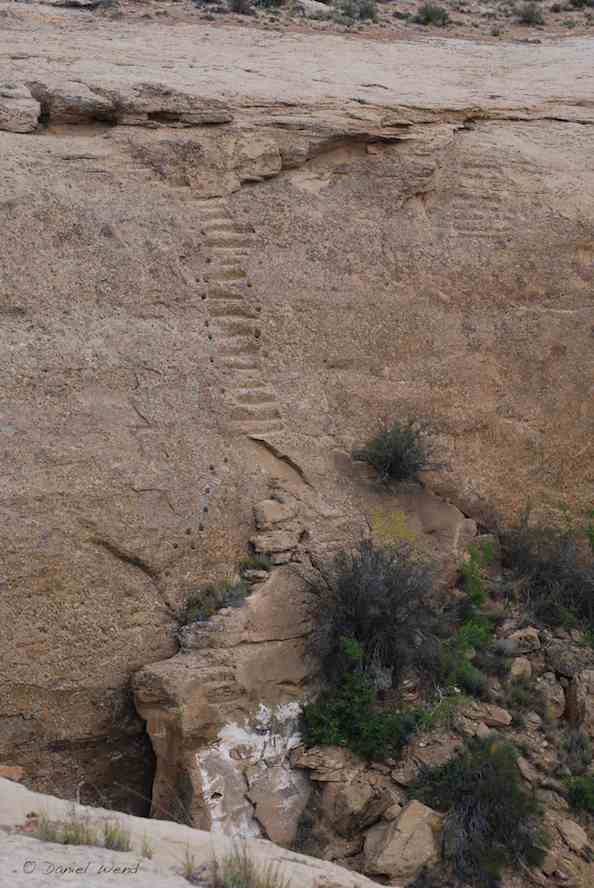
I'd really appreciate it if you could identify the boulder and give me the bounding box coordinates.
[557,818,590,856]
[363,800,442,880]
[536,672,566,720]
[319,778,398,837]
[546,641,594,678]
[0,83,39,132]
[254,498,297,531]
[0,765,24,782]
[510,656,532,680]
[507,626,541,654]
[295,0,334,18]
[566,669,594,732]
[461,702,512,728]
[293,746,367,782]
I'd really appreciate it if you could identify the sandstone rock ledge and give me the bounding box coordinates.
[0,778,377,888]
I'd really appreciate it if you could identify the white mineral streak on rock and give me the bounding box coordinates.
[195,702,306,840]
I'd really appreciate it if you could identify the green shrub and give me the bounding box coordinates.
[570,0,594,6]
[334,0,377,20]
[239,553,272,573]
[506,678,539,713]
[183,577,248,624]
[473,649,510,679]
[302,655,418,760]
[517,0,545,22]
[563,730,593,776]
[308,540,434,687]
[567,776,594,813]
[501,512,594,633]
[354,419,433,483]
[228,0,253,12]
[461,543,492,607]
[411,737,548,886]
[413,2,450,25]
[448,658,488,697]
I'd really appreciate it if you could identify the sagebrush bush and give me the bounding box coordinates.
[567,775,594,813]
[309,540,434,686]
[183,577,248,624]
[563,730,593,776]
[334,0,377,21]
[517,0,545,23]
[228,0,253,12]
[505,677,541,714]
[501,512,594,633]
[413,2,450,24]
[411,737,548,887]
[354,419,433,483]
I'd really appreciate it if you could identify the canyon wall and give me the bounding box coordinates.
[1,5,593,813]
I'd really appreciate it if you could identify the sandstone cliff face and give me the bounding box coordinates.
[1,4,593,813]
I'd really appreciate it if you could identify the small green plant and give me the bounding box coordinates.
[501,509,594,634]
[334,0,377,20]
[239,553,272,572]
[216,842,292,888]
[183,848,204,885]
[103,820,131,852]
[228,0,253,12]
[506,677,539,714]
[461,544,492,607]
[302,638,419,760]
[354,419,434,483]
[413,2,450,25]
[562,730,593,776]
[517,0,545,22]
[183,577,249,624]
[141,834,154,859]
[570,0,593,7]
[62,815,97,846]
[567,776,594,812]
[36,812,62,844]
[411,737,548,887]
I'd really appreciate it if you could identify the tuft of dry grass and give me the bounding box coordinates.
[103,819,131,852]
[216,842,292,888]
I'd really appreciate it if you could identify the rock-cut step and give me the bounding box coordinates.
[219,354,262,370]
[228,402,281,422]
[234,387,277,405]
[207,301,258,319]
[205,269,247,283]
[217,335,261,356]
[210,318,257,336]
[229,417,284,435]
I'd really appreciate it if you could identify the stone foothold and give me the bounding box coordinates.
[253,498,297,531]
[363,800,442,880]
[511,656,532,680]
[536,672,566,720]
[0,83,40,133]
[557,818,590,855]
[508,626,541,653]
